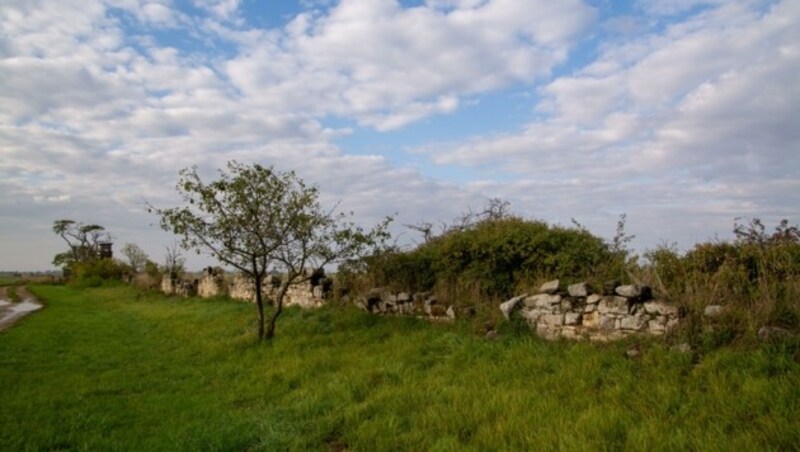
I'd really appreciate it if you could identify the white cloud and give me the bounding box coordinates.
[1,0,797,271]
[416,0,800,248]
[224,0,596,130]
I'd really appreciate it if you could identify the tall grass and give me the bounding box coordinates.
[1,285,798,450]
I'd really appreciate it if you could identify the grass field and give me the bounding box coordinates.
[1,285,798,450]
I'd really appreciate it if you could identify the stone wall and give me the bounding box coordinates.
[352,289,462,321]
[160,276,197,297]
[197,267,226,298]
[500,280,683,341]
[164,267,329,308]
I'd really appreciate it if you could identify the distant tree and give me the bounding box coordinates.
[52,219,111,269]
[734,217,800,246]
[162,242,186,279]
[151,161,391,340]
[120,243,150,273]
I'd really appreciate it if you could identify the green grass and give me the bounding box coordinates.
[1,285,799,450]
[4,286,20,303]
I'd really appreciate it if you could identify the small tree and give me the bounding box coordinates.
[152,161,391,340]
[121,243,150,273]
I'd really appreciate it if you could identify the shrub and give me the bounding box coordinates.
[353,216,620,308]
[68,259,131,287]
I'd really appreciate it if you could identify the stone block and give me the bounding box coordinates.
[543,313,565,327]
[500,294,526,320]
[524,293,561,309]
[397,292,411,303]
[643,300,680,317]
[615,284,640,298]
[539,279,560,294]
[582,311,599,328]
[521,309,545,323]
[597,296,629,315]
[568,282,590,297]
[619,315,647,331]
[586,294,602,305]
[584,303,597,314]
[704,305,725,317]
[666,318,680,331]
[564,312,582,326]
[648,320,666,334]
[446,306,456,319]
[598,315,617,331]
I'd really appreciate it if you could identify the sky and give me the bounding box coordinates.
[1,0,798,271]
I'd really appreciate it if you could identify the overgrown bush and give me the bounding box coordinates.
[68,259,132,287]
[345,214,623,312]
[641,218,800,344]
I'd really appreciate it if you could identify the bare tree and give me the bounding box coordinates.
[121,243,150,273]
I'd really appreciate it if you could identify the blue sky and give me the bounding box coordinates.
[1,0,798,271]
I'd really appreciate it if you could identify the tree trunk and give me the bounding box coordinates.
[265,282,290,340]
[255,275,265,340]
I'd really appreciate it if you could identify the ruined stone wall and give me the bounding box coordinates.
[352,289,462,321]
[161,276,197,297]
[162,267,330,308]
[500,280,683,341]
[197,267,226,298]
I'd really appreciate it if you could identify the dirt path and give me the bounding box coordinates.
[0,286,43,332]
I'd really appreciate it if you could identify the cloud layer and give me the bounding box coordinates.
[1,0,798,270]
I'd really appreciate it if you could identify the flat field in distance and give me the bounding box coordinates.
[1,285,798,450]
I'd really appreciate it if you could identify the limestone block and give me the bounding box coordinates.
[598,296,629,315]
[521,309,546,324]
[582,311,599,328]
[584,303,597,313]
[648,320,666,334]
[643,300,680,317]
[598,315,616,331]
[616,284,650,298]
[397,292,411,303]
[568,282,590,297]
[560,298,574,312]
[500,294,526,320]
[564,312,582,326]
[543,313,565,327]
[446,306,456,319]
[539,279,560,294]
[666,318,680,331]
[312,285,324,299]
[586,294,602,305]
[524,293,562,309]
[560,327,581,340]
[536,324,559,341]
[757,326,794,342]
[619,315,647,331]
[704,305,725,317]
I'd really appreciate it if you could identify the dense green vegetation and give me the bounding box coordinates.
[352,215,800,345]
[1,285,798,450]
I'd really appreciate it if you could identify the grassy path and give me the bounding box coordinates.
[0,285,798,450]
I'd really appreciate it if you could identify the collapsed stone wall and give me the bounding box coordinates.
[197,267,225,298]
[352,289,463,321]
[500,280,683,341]
[165,267,329,308]
[161,276,197,297]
